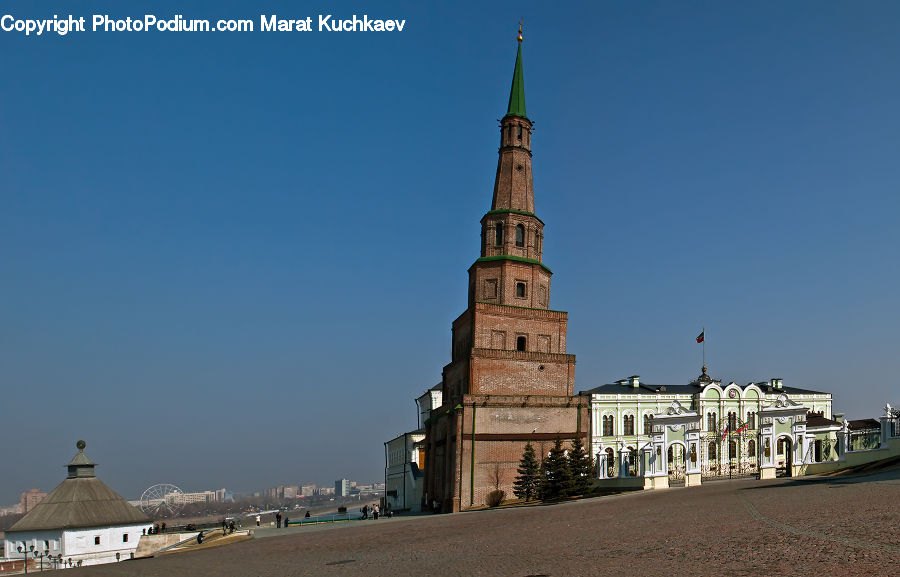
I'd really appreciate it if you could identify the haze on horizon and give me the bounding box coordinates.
[2,1,898,505]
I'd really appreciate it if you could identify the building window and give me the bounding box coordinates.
[764,438,771,458]
[495,223,503,246]
[748,439,756,459]
[516,282,526,298]
[729,440,737,459]
[602,415,614,437]
[515,224,525,247]
[94,536,100,545]
[747,411,755,429]
[517,125,522,140]
[708,442,717,461]
[516,336,526,351]
[728,412,737,431]
[777,439,785,456]
[123,534,129,543]
[624,415,635,436]
[707,412,716,432]
[643,414,652,435]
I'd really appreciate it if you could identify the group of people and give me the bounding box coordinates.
[220,519,238,534]
[360,503,391,520]
[143,523,167,535]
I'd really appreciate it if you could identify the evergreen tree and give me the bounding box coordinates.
[567,436,594,496]
[513,442,540,501]
[541,437,574,500]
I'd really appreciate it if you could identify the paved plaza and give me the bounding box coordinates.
[71,468,899,577]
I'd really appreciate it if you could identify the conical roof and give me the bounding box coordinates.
[505,36,527,119]
[8,442,150,532]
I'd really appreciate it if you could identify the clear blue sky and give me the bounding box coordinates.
[2,1,898,504]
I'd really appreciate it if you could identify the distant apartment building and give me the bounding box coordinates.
[317,487,334,496]
[266,485,300,500]
[335,479,350,497]
[300,484,316,496]
[20,488,47,513]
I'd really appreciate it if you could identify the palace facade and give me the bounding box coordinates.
[582,367,840,485]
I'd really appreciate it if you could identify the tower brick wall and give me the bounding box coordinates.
[423,36,588,513]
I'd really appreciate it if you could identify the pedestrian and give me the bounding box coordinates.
[222,519,227,535]
[362,504,368,519]
[284,516,289,528]
[256,514,261,527]
[305,511,311,518]
[154,523,160,534]
[373,504,379,520]
[229,521,235,534]
[276,511,282,528]
[161,522,167,533]
[197,531,203,545]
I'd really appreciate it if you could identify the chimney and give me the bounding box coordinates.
[770,378,783,390]
[629,375,640,388]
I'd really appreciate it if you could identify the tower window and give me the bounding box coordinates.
[516,336,526,351]
[515,224,525,247]
[494,223,503,246]
[515,282,526,298]
[517,125,522,140]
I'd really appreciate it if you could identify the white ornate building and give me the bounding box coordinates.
[581,367,838,484]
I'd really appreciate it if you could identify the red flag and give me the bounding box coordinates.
[696,330,705,343]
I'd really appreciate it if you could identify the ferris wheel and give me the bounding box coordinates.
[139,484,184,517]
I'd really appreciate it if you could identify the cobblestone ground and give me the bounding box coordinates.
[72,469,899,577]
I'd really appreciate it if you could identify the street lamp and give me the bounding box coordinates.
[33,548,50,572]
[16,544,34,574]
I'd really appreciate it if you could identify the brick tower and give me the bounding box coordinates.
[423,30,587,512]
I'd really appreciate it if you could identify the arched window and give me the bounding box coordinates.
[517,125,523,140]
[643,414,652,435]
[747,411,755,429]
[728,412,737,431]
[516,336,526,352]
[624,415,635,436]
[708,442,717,460]
[748,439,757,459]
[602,415,614,437]
[515,224,525,247]
[729,440,737,459]
[707,412,717,432]
[494,223,503,246]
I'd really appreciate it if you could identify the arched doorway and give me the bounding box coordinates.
[667,443,685,483]
[776,435,793,476]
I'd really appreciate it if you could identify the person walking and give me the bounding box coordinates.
[373,504,380,520]
[276,511,282,528]
[284,516,289,528]
[256,514,261,527]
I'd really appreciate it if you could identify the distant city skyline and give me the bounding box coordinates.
[2,1,899,505]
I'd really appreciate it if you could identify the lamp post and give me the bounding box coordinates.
[33,548,50,572]
[16,544,34,574]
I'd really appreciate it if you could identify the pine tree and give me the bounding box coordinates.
[541,437,574,500]
[513,442,540,501]
[567,436,594,496]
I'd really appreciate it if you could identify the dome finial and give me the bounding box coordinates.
[76,440,86,452]
[517,19,523,43]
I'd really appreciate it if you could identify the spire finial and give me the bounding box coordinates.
[76,440,86,452]
[517,19,523,43]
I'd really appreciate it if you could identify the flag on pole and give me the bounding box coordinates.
[736,422,750,434]
[721,427,729,440]
[696,330,705,343]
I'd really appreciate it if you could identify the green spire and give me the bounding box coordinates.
[506,38,527,119]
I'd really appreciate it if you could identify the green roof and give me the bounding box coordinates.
[472,254,551,274]
[505,42,527,119]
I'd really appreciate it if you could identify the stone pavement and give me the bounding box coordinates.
[68,468,900,577]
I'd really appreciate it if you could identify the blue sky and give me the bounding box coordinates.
[2,1,898,504]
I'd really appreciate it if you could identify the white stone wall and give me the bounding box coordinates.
[61,523,151,566]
